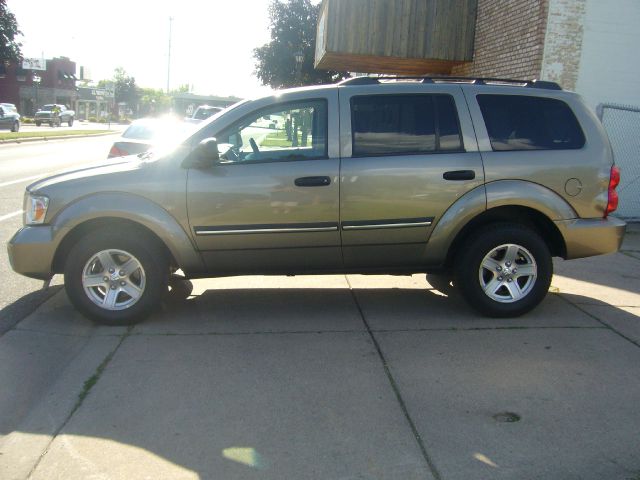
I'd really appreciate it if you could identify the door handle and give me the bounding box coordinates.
[294,176,331,187]
[443,170,476,181]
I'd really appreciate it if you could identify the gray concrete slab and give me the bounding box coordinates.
[0,334,121,480]
[376,328,640,480]
[30,333,434,480]
[0,330,88,437]
[14,290,127,337]
[136,275,364,335]
[348,273,600,330]
[553,253,640,307]
[572,303,640,344]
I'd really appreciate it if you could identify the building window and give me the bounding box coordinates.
[477,94,585,151]
[350,94,463,157]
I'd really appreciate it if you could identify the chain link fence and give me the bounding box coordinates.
[597,103,640,220]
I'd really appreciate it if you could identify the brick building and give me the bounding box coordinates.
[0,57,78,115]
[316,0,640,108]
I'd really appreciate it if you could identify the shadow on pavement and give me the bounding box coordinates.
[1,280,639,479]
[0,285,62,336]
[0,282,640,479]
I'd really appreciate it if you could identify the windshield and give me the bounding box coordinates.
[41,105,54,111]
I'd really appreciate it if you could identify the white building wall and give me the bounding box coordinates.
[574,0,640,109]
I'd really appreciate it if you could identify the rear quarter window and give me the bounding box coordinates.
[477,94,585,151]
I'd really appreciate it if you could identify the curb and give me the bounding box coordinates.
[0,131,120,145]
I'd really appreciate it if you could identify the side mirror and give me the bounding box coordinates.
[182,137,219,169]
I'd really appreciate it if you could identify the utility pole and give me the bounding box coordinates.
[167,16,173,93]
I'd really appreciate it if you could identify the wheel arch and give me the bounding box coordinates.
[425,180,574,267]
[444,205,567,269]
[49,193,204,275]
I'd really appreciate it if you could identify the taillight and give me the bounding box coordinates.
[108,145,128,158]
[605,165,621,217]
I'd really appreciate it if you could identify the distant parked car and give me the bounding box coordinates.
[0,103,21,132]
[108,118,196,158]
[35,104,75,127]
[184,105,223,124]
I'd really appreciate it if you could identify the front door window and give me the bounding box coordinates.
[215,100,327,164]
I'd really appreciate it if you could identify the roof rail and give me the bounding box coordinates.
[338,76,562,90]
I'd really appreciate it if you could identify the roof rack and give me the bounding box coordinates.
[338,76,562,90]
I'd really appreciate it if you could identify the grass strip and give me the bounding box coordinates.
[0,130,113,140]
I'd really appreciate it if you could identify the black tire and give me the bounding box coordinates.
[68,117,74,127]
[426,272,455,295]
[11,121,19,132]
[165,275,194,304]
[64,228,168,325]
[35,121,41,126]
[454,223,552,317]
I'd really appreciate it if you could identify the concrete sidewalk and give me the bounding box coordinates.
[0,237,639,479]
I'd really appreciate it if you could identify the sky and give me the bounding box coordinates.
[6,0,316,99]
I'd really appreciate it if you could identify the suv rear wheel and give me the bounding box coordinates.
[455,224,552,317]
[64,229,168,325]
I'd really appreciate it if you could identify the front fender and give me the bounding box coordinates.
[50,193,205,274]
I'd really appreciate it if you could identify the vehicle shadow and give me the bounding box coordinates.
[1,281,638,479]
[0,285,62,336]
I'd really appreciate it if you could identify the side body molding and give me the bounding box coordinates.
[423,184,487,265]
[423,180,577,265]
[50,193,205,274]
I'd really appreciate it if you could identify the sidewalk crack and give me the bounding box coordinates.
[345,275,442,480]
[26,325,133,479]
[558,295,640,349]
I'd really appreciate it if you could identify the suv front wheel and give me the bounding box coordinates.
[455,224,552,317]
[64,229,168,325]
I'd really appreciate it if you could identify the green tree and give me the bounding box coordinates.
[138,87,171,117]
[98,67,138,116]
[254,0,347,89]
[111,67,138,106]
[0,0,22,63]
[171,84,190,94]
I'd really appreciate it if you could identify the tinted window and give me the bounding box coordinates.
[351,94,463,157]
[216,100,327,164]
[477,94,585,151]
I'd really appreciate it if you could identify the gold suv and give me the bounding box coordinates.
[8,77,626,325]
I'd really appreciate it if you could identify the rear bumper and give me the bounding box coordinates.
[7,226,56,280]
[556,217,627,259]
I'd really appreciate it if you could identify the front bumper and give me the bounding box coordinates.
[556,217,627,259]
[7,225,56,280]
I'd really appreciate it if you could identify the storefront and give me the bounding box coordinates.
[75,87,115,121]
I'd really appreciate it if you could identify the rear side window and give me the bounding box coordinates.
[351,94,463,157]
[477,94,585,151]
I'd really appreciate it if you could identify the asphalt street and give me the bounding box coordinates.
[0,134,122,329]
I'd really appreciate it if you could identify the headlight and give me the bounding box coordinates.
[25,194,49,225]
